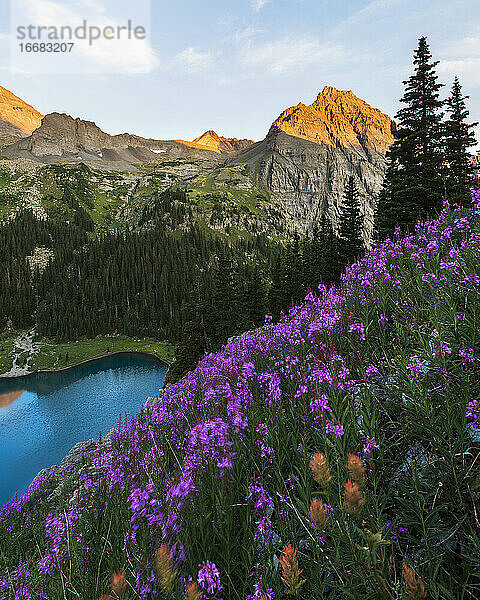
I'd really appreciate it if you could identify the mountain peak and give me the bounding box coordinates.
[319,85,352,95]
[0,85,43,135]
[271,86,395,154]
[192,130,222,146]
[179,130,254,154]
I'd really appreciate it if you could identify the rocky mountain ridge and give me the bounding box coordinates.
[1,112,253,169]
[221,87,396,238]
[0,85,43,135]
[0,84,396,241]
[271,85,395,153]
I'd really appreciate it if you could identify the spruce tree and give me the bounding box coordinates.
[376,36,445,238]
[443,76,478,205]
[268,254,286,320]
[338,176,364,267]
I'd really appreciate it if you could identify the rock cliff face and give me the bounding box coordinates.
[0,86,43,135]
[272,86,395,153]
[0,118,26,146]
[23,112,177,156]
[4,113,250,167]
[230,87,395,239]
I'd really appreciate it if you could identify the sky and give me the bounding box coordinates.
[0,0,479,143]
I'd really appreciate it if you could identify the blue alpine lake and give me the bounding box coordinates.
[0,352,166,508]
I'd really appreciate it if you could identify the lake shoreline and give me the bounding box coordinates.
[0,349,172,381]
[0,351,167,507]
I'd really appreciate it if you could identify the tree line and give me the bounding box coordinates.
[0,180,364,382]
[376,36,477,238]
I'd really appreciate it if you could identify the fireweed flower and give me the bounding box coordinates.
[361,437,378,461]
[197,561,224,597]
[459,347,475,364]
[285,474,299,491]
[309,393,332,418]
[279,545,305,596]
[406,358,428,379]
[347,454,366,488]
[256,423,275,465]
[254,515,275,549]
[309,452,332,488]
[309,498,329,531]
[466,399,480,428]
[433,342,452,358]
[349,321,366,341]
[343,481,365,515]
[325,420,344,438]
[246,575,274,600]
[403,563,426,599]
[246,478,274,511]
[365,364,380,379]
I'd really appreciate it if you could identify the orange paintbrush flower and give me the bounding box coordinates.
[347,453,366,487]
[309,497,329,531]
[279,544,306,596]
[343,480,365,515]
[186,581,204,600]
[111,571,127,596]
[403,562,427,599]
[309,452,332,488]
[155,544,177,593]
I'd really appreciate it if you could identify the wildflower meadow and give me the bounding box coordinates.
[1,194,480,599]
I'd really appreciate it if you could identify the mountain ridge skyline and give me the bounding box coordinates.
[0,82,395,151]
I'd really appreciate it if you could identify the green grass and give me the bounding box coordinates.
[0,336,15,373]
[0,336,174,375]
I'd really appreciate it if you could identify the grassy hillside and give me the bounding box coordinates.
[1,195,479,599]
[0,160,285,238]
[0,336,174,375]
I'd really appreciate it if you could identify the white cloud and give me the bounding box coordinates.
[174,46,214,73]
[438,59,480,87]
[251,0,272,11]
[13,0,159,74]
[0,33,10,49]
[438,33,480,86]
[239,34,344,73]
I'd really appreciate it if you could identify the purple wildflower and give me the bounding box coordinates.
[197,561,224,597]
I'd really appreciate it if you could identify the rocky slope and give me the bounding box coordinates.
[2,112,221,167]
[0,85,43,135]
[228,86,395,239]
[0,118,26,147]
[0,85,395,241]
[1,112,252,170]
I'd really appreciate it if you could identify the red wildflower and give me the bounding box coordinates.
[403,562,427,599]
[279,544,306,596]
[347,453,366,487]
[309,452,332,488]
[343,480,365,515]
[155,544,177,592]
[111,571,127,596]
[309,497,329,531]
[186,581,204,599]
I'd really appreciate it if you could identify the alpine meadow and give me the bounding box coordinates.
[0,15,479,600]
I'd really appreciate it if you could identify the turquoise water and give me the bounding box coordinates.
[0,353,166,508]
